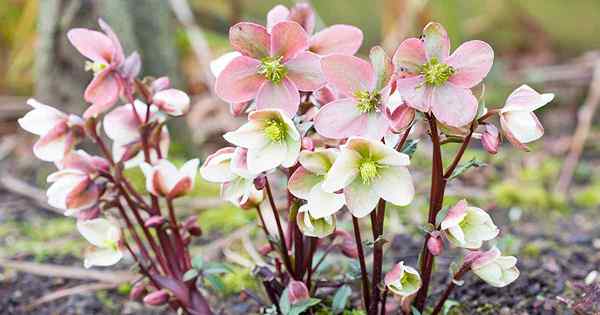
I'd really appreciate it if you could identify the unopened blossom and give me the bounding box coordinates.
[384,91,416,133]
[500,85,554,151]
[393,22,494,127]
[266,3,363,56]
[469,247,520,287]
[322,137,414,217]
[67,19,126,117]
[18,99,85,162]
[288,149,345,219]
[143,289,170,306]
[215,21,325,116]
[427,232,444,256]
[200,147,263,206]
[334,229,358,259]
[384,261,422,297]
[287,280,310,304]
[140,159,200,199]
[47,150,109,216]
[440,199,499,249]
[77,218,123,268]
[152,89,191,116]
[481,124,500,154]
[314,47,394,140]
[223,109,300,173]
[296,204,336,238]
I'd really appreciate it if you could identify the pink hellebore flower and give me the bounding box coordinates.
[500,85,554,151]
[314,47,395,140]
[200,147,264,207]
[47,150,109,216]
[321,137,414,218]
[467,247,519,288]
[77,218,123,268]
[18,99,84,162]
[140,159,200,199]
[67,19,126,118]
[152,89,191,116]
[215,21,325,116]
[393,22,494,127]
[384,261,422,297]
[266,3,363,56]
[223,109,301,174]
[440,199,498,249]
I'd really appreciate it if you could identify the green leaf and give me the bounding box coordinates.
[332,285,352,314]
[203,262,233,275]
[411,306,422,315]
[364,235,388,249]
[279,288,291,314]
[289,298,321,315]
[401,139,419,157]
[443,300,461,315]
[182,269,198,282]
[206,274,225,293]
[449,158,486,180]
[191,255,204,270]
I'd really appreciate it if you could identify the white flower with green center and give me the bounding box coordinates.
[288,148,345,219]
[440,199,499,249]
[470,247,519,288]
[77,218,123,268]
[296,204,336,238]
[384,261,422,297]
[224,109,300,174]
[321,137,414,218]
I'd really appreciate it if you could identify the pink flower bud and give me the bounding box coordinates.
[384,102,415,133]
[129,282,147,301]
[229,102,250,117]
[77,206,101,220]
[427,234,443,256]
[183,215,202,236]
[287,280,310,304]
[143,289,170,306]
[152,76,171,92]
[145,215,165,228]
[140,159,199,199]
[301,137,315,151]
[313,86,337,105]
[481,124,500,155]
[335,230,359,259]
[259,243,273,255]
[153,89,191,116]
[253,176,266,190]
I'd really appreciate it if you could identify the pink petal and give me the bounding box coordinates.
[256,78,300,116]
[423,22,450,61]
[370,46,394,90]
[430,83,478,127]
[392,38,427,76]
[83,70,120,118]
[34,123,70,162]
[395,76,431,112]
[285,51,325,91]
[363,113,390,140]
[446,40,494,88]
[267,5,290,33]
[309,25,363,56]
[67,29,113,63]
[270,21,309,61]
[229,22,270,59]
[499,115,530,151]
[321,54,375,96]
[288,3,316,35]
[98,18,125,64]
[66,179,101,210]
[214,56,264,103]
[314,98,367,139]
[503,85,554,112]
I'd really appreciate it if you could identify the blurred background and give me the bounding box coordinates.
[0,0,599,314]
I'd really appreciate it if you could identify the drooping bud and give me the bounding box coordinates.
[151,76,171,92]
[143,289,170,306]
[287,280,310,304]
[145,215,165,228]
[427,232,443,256]
[481,124,500,155]
[385,261,422,297]
[301,137,315,151]
[385,102,415,133]
[129,282,147,301]
[229,102,250,117]
[259,243,274,256]
[183,215,202,236]
[253,176,267,190]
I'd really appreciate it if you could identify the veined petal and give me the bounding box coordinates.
[267,5,290,33]
[247,141,287,173]
[229,22,270,59]
[392,38,427,76]
[97,18,124,64]
[270,21,309,61]
[395,76,431,112]
[321,54,375,97]
[307,183,345,219]
[430,83,478,127]
[314,98,367,139]
[423,22,450,61]
[285,51,325,91]
[256,78,300,116]
[372,166,414,206]
[362,112,389,141]
[321,148,360,192]
[344,179,379,218]
[309,24,363,56]
[446,40,494,88]
[67,29,113,63]
[288,167,322,199]
[215,56,264,103]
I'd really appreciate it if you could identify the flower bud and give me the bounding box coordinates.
[296,205,336,238]
[259,243,274,256]
[334,229,358,259]
[385,102,415,133]
[152,76,171,92]
[145,215,165,228]
[427,234,443,256]
[129,282,147,301]
[143,289,170,306]
[183,215,202,236]
[153,89,191,116]
[384,261,422,297]
[481,124,500,155]
[253,176,266,190]
[440,199,498,249]
[287,280,310,304]
[301,137,315,151]
[229,102,250,117]
[470,247,520,288]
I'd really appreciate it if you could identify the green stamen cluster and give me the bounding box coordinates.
[358,158,381,184]
[354,90,381,113]
[421,58,455,86]
[258,56,287,84]
[264,119,287,142]
[85,61,108,75]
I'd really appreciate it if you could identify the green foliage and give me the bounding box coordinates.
[573,182,600,209]
[331,285,352,314]
[491,181,566,212]
[198,204,256,233]
[220,266,259,296]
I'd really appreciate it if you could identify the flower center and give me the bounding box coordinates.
[264,119,287,142]
[258,56,287,84]
[421,58,455,86]
[354,90,381,113]
[85,61,108,75]
[358,158,381,184]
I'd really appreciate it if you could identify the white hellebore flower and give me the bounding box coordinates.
[288,149,345,219]
[500,85,554,151]
[200,147,263,207]
[296,204,336,238]
[440,199,499,249]
[321,137,414,218]
[153,89,191,116]
[140,159,199,199]
[18,98,84,162]
[469,247,519,288]
[223,109,301,174]
[77,218,123,268]
[384,261,422,297]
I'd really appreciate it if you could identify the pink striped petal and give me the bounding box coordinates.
[270,21,309,61]
[66,179,101,210]
[395,76,431,112]
[446,40,494,88]
[267,5,290,33]
[423,22,450,61]
[392,38,427,76]
[314,98,367,139]
[83,70,120,118]
[67,29,113,63]
[215,56,264,103]
[285,51,325,91]
[256,78,300,116]
[310,25,363,56]
[430,83,478,127]
[321,54,375,97]
[229,22,270,59]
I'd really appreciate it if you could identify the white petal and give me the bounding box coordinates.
[84,248,123,268]
[344,179,379,218]
[247,141,287,173]
[372,166,414,206]
[448,226,466,246]
[299,148,337,175]
[77,218,120,247]
[321,148,360,192]
[281,137,300,168]
[288,167,322,199]
[503,111,543,143]
[223,121,269,149]
[34,135,68,162]
[18,99,66,135]
[179,159,199,187]
[307,184,345,219]
[47,173,86,209]
[200,150,235,183]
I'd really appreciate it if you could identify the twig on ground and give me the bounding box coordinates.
[23,282,118,311]
[0,173,62,215]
